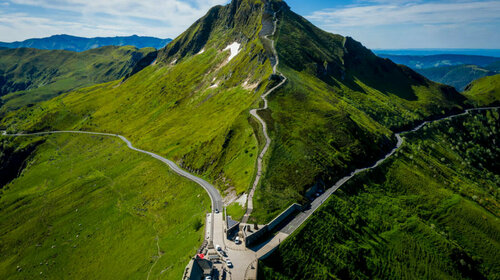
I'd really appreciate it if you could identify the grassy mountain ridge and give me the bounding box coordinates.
[1,0,275,197]
[0,0,497,278]
[1,0,470,224]
[251,3,467,221]
[0,4,276,277]
[0,34,171,52]
[261,109,500,279]
[0,46,157,113]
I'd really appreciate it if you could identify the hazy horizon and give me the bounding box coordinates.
[0,0,499,49]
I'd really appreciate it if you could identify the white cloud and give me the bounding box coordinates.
[10,0,226,20]
[308,1,500,27]
[0,0,229,41]
[305,1,500,48]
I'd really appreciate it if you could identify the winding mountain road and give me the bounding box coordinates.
[242,10,287,224]
[256,105,500,259]
[1,7,499,277]
[0,130,223,242]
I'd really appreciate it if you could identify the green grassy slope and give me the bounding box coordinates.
[416,64,498,91]
[260,109,500,280]
[0,0,273,197]
[251,3,467,222]
[0,2,497,278]
[0,134,209,280]
[463,74,500,106]
[0,46,157,113]
[1,0,472,224]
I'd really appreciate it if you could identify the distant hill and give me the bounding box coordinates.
[377,54,500,69]
[376,54,500,91]
[416,64,499,91]
[0,34,172,52]
[486,61,500,72]
[0,46,157,113]
[374,49,500,57]
[463,74,500,106]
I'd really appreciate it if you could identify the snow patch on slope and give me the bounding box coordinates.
[224,42,241,62]
[235,194,248,206]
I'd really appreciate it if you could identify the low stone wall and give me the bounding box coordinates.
[244,224,269,247]
[268,203,301,231]
[244,203,301,247]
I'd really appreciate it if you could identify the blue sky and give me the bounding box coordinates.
[0,0,499,49]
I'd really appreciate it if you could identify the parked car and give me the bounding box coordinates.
[205,276,212,280]
[216,244,221,251]
[234,237,241,244]
[226,259,233,268]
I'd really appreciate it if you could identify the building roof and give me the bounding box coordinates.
[194,258,212,275]
[227,216,239,229]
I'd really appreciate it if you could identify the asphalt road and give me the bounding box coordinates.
[0,130,223,241]
[279,106,500,235]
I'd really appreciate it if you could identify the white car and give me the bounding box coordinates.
[215,244,221,251]
[226,259,233,268]
[205,277,212,280]
[234,237,241,244]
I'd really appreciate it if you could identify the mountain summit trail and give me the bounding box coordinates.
[242,9,287,224]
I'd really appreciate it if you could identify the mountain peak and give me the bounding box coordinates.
[157,0,291,65]
[158,0,264,63]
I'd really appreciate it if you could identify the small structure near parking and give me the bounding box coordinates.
[183,255,214,280]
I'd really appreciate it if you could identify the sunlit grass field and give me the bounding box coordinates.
[0,133,209,279]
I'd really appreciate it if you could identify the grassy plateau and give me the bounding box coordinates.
[251,3,467,222]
